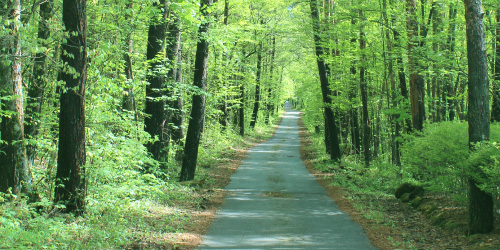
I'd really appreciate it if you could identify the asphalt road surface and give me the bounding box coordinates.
[199,104,377,249]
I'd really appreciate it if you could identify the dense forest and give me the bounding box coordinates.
[1,0,500,248]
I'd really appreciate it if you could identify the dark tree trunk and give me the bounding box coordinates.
[0,0,28,195]
[250,41,263,129]
[349,16,360,155]
[179,0,213,182]
[310,0,341,161]
[446,4,457,121]
[164,9,183,161]
[393,24,412,133]
[144,0,168,165]
[168,17,184,145]
[431,4,443,122]
[218,1,230,128]
[407,0,425,131]
[359,10,370,166]
[265,36,276,124]
[383,0,401,166]
[492,9,500,122]
[239,76,245,136]
[224,0,229,25]
[25,0,54,175]
[463,0,494,234]
[54,0,87,215]
[122,1,135,112]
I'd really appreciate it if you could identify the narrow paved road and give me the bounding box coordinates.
[199,104,377,249]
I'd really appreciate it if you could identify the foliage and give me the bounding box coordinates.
[470,141,500,196]
[400,122,469,194]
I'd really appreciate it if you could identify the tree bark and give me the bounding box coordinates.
[218,0,230,128]
[393,22,412,133]
[168,15,184,146]
[179,0,213,182]
[463,0,494,234]
[122,1,135,112]
[383,0,401,166]
[407,0,425,131]
[144,0,168,165]
[492,9,500,122]
[446,4,458,121]
[310,0,341,161]
[265,36,276,125]
[359,10,370,166]
[164,9,183,161]
[0,0,29,195]
[239,74,245,136]
[25,0,54,172]
[250,41,263,129]
[54,0,87,215]
[349,14,360,155]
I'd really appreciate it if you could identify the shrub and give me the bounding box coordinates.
[400,122,469,194]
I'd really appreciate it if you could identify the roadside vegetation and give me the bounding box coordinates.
[0,116,280,249]
[300,116,500,250]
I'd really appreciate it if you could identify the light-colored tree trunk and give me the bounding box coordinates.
[0,0,32,196]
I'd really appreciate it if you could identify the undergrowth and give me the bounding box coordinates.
[0,102,280,249]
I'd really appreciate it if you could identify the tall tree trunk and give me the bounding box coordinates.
[407,0,425,131]
[26,0,54,174]
[349,13,360,155]
[168,16,184,146]
[492,9,500,122]
[393,21,412,133]
[431,5,442,122]
[265,36,276,124]
[359,10,370,166]
[219,0,230,128]
[179,0,213,182]
[250,41,263,129]
[122,1,135,112]
[463,0,494,234]
[383,0,401,166]
[163,9,183,161]
[310,0,341,161]
[446,3,457,121]
[239,73,245,136]
[54,0,87,215]
[0,0,30,195]
[144,0,168,165]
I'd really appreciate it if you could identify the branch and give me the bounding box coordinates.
[22,0,48,24]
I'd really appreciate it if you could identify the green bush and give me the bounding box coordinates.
[400,122,469,194]
[469,142,500,195]
[400,122,500,197]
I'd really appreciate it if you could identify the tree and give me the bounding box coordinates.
[144,0,168,165]
[179,0,213,182]
[406,0,425,131]
[54,0,88,214]
[166,8,184,148]
[0,0,31,195]
[121,0,136,112]
[26,0,54,172]
[359,9,370,166]
[265,35,276,125]
[463,0,494,234]
[492,8,500,122]
[309,0,341,161]
[250,41,263,128]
